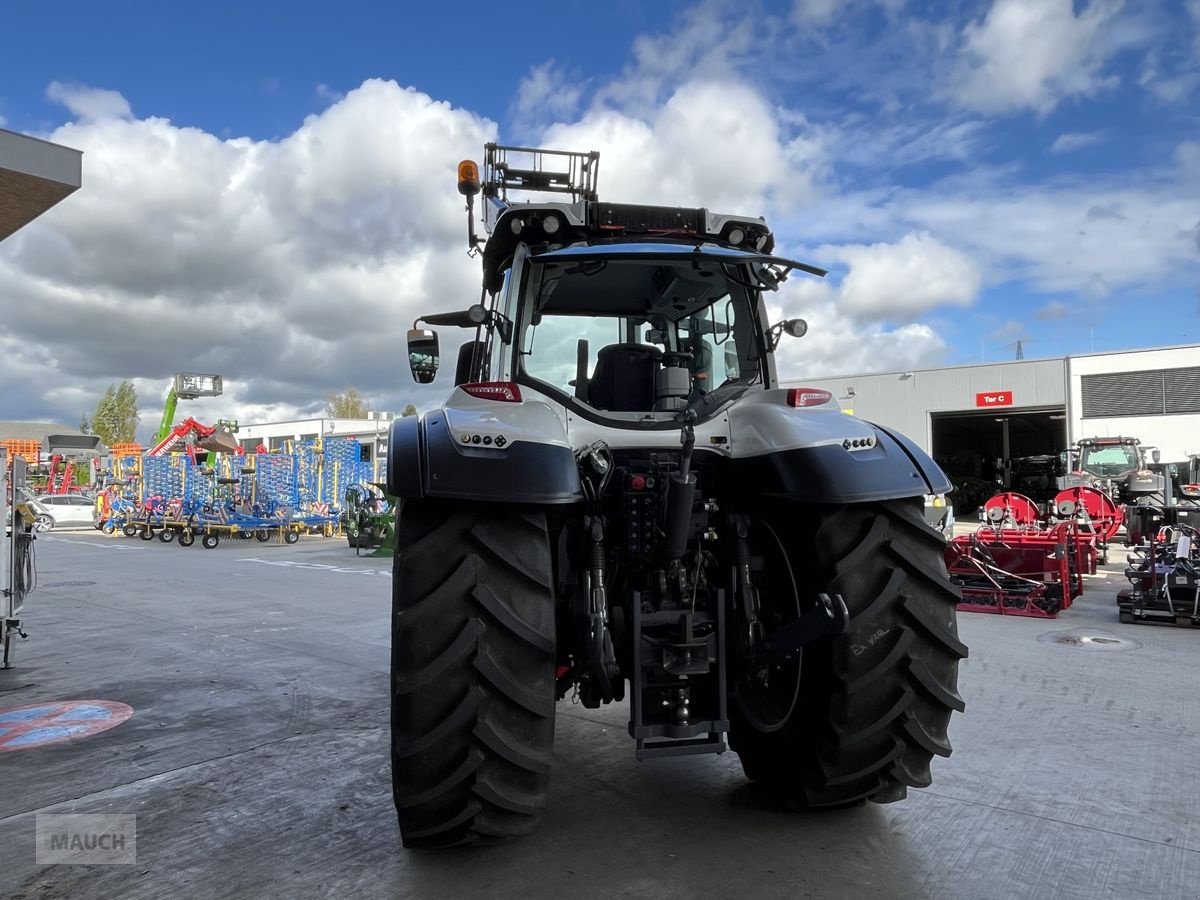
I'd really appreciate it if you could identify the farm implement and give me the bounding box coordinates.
[945,489,1109,618]
[1119,516,1200,627]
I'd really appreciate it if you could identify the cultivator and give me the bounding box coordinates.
[1119,519,1200,627]
[97,438,370,548]
[946,490,1103,618]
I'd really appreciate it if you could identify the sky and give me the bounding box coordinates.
[1,0,1198,438]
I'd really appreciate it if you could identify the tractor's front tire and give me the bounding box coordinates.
[391,500,556,848]
[729,498,966,807]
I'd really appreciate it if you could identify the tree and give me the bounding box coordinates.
[402,403,418,417]
[88,381,140,445]
[327,388,369,418]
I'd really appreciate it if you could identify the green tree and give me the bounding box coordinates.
[88,381,140,444]
[326,388,369,418]
[402,403,418,417]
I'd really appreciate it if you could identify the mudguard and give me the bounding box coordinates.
[387,395,584,505]
[725,397,950,504]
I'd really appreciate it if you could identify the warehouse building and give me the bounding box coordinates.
[783,344,1200,505]
[0,127,81,241]
[235,412,401,460]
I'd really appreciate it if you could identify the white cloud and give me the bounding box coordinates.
[2,79,496,432]
[593,1,758,116]
[768,280,948,378]
[315,83,343,104]
[46,81,133,122]
[542,79,826,214]
[987,319,1025,341]
[817,232,982,319]
[1049,130,1107,154]
[511,61,584,135]
[792,0,906,27]
[1035,300,1070,320]
[951,0,1125,115]
[792,0,841,26]
[781,162,1200,301]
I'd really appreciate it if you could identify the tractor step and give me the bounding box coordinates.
[635,735,726,760]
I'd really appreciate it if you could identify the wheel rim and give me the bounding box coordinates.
[34,515,54,532]
[159,529,174,543]
[733,518,803,733]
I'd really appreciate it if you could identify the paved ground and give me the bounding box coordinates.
[1,529,1198,899]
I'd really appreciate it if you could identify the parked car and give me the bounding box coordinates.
[30,494,97,531]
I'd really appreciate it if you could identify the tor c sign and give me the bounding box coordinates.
[975,391,1013,408]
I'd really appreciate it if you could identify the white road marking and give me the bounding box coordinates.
[236,557,389,577]
[38,536,142,551]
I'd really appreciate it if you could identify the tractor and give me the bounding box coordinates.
[1058,436,1163,503]
[341,482,393,553]
[385,144,965,847]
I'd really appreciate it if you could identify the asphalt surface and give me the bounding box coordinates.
[1,529,1198,899]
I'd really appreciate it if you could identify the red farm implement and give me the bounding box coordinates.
[947,492,1100,618]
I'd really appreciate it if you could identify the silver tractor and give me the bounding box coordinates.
[386,145,965,847]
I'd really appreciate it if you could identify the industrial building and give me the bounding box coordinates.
[784,344,1200,506]
[0,127,81,241]
[234,412,402,461]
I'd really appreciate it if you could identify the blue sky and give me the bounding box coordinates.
[1,0,1198,430]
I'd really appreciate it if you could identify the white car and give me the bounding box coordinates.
[30,494,96,531]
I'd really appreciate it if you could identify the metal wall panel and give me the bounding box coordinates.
[781,358,1068,454]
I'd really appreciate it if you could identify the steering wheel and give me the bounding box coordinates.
[661,350,693,368]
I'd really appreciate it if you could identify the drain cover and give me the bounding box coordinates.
[38,581,96,589]
[1039,629,1139,651]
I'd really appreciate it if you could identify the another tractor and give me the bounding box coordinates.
[386,145,965,847]
[1059,436,1163,503]
[341,482,393,553]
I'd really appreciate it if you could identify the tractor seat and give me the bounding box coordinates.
[588,343,662,412]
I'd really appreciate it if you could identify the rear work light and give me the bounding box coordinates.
[461,381,523,402]
[786,387,833,408]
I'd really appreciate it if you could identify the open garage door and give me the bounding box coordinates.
[932,407,1067,514]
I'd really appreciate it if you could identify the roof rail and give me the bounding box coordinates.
[481,144,599,234]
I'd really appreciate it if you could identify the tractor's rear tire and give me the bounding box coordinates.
[391,500,556,848]
[729,498,966,807]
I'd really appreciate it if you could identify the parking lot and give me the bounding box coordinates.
[1,531,1198,899]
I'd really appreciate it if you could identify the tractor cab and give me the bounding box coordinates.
[407,144,819,427]
[1061,437,1162,500]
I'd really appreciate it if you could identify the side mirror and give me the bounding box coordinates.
[407,329,440,384]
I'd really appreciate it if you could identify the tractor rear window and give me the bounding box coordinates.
[518,255,759,414]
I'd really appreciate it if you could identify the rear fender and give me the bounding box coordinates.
[387,389,583,504]
[727,390,950,503]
